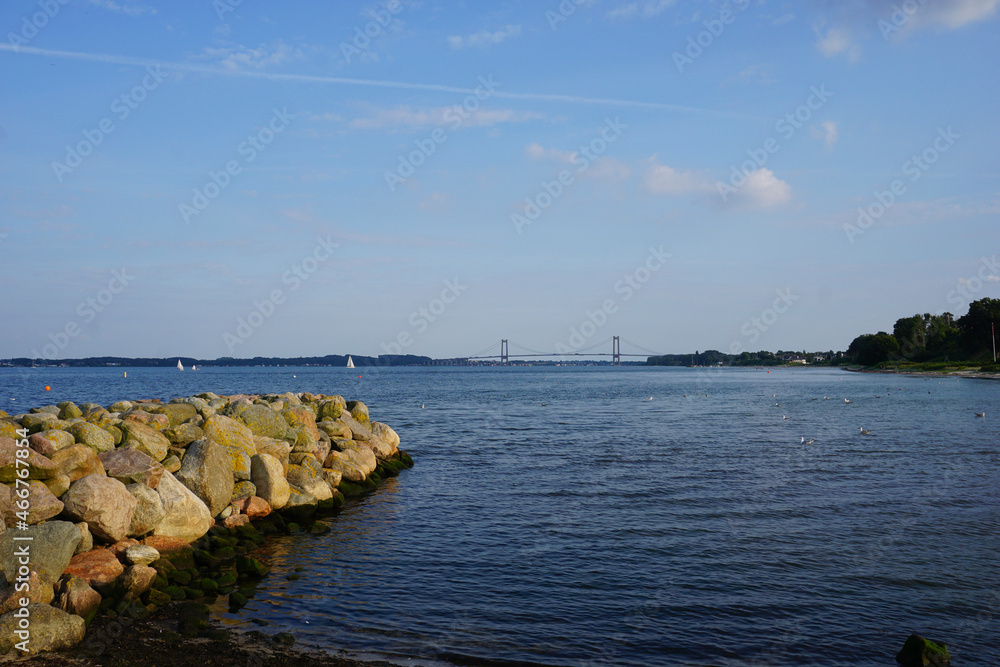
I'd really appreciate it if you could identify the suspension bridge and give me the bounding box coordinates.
[465,336,666,365]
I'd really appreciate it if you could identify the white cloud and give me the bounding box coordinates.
[525,143,577,164]
[608,0,674,20]
[811,120,839,149]
[643,157,712,195]
[815,26,862,61]
[740,169,792,207]
[587,157,632,182]
[447,25,522,49]
[349,106,544,129]
[921,0,1000,28]
[89,0,156,17]
[198,40,306,70]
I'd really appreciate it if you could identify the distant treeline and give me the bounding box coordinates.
[646,350,840,367]
[2,354,434,368]
[846,297,1000,367]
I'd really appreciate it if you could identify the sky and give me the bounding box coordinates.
[1,0,998,361]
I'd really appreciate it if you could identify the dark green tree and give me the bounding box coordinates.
[957,298,1000,358]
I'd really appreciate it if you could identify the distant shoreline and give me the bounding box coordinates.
[844,367,1000,381]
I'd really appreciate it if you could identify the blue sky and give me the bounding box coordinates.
[1,0,998,361]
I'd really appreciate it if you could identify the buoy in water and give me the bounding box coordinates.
[44,386,50,391]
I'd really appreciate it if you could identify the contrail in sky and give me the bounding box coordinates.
[0,44,758,119]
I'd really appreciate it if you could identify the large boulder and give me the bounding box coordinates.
[250,454,290,510]
[0,521,80,587]
[54,575,101,622]
[283,406,320,442]
[16,480,64,525]
[253,437,291,473]
[239,404,289,439]
[175,439,234,517]
[0,436,57,481]
[62,548,124,590]
[121,564,157,601]
[144,402,198,427]
[57,402,83,420]
[62,475,138,543]
[19,412,59,434]
[0,570,53,613]
[326,442,376,476]
[99,447,164,489]
[317,420,352,440]
[50,443,106,482]
[371,421,400,449]
[0,604,86,653]
[66,422,115,454]
[163,423,203,446]
[338,411,373,441]
[122,409,169,430]
[203,415,256,480]
[119,420,170,461]
[125,482,166,537]
[39,429,75,451]
[151,472,213,543]
[286,457,333,501]
[346,400,370,426]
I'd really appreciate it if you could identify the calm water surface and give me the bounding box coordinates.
[2,365,998,666]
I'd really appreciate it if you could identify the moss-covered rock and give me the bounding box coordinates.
[236,556,270,578]
[896,634,951,666]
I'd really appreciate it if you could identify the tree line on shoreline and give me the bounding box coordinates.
[845,297,1000,369]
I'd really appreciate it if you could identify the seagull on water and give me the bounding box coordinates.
[859,427,872,435]
[974,411,985,418]
[783,415,791,420]
[844,399,852,404]
[801,437,816,445]
[647,397,653,401]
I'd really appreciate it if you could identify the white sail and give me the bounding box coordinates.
[177,359,184,371]
[346,356,355,369]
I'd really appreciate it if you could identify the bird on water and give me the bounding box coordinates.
[859,427,872,435]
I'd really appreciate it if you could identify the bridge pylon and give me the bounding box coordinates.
[501,339,509,365]
[612,336,621,366]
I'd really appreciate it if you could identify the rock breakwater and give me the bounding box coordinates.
[0,391,412,656]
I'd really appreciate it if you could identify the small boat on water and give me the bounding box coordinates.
[346,356,355,369]
[176,359,184,371]
[192,365,197,371]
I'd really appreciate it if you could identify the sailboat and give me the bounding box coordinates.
[346,356,355,369]
[176,359,184,371]
[192,365,198,371]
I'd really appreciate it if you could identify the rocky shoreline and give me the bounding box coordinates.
[0,391,412,660]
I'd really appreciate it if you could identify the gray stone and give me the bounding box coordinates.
[0,521,80,587]
[99,447,164,488]
[66,422,115,454]
[0,603,86,653]
[125,483,165,537]
[151,471,213,543]
[175,439,234,517]
[238,404,290,439]
[120,420,170,461]
[74,522,93,555]
[123,544,160,566]
[250,453,290,510]
[62,475,138,543]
